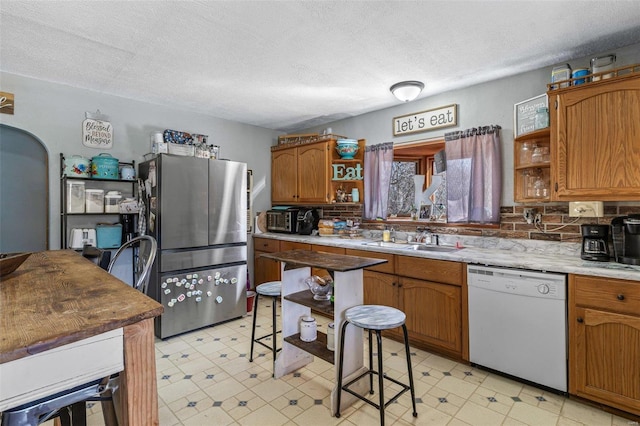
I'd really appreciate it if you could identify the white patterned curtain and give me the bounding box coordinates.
[445,126,502,223]
[363,142,394,220]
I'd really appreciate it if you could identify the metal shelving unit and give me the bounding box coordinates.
[59,153,136,249]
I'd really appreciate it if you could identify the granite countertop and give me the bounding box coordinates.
[254,232,640,282]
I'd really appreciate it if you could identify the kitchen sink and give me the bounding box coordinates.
[406,244,460,252]
[361,241,414,249]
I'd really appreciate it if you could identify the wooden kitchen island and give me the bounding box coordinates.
[0,250,164,425]
[260,249,386,415]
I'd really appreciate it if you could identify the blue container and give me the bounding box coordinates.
[96,224,122,249]
[336,139,359,159]
[572,68,589,85]
[91,153,119,179]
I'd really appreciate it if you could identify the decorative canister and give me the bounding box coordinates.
[351,188,360,203]
[551,64,572,89]
[64,155,91,178]
[591,54,616,81]
[91,153,119,179]
[326,322,335,351]
[300,316,317,342]
[572,68,589,85]
[120,165,135,180]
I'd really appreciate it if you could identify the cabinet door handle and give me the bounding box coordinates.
[554,182,558,192]
[398,283,403,288]
[577,317,584,323]
[617,294,625,301]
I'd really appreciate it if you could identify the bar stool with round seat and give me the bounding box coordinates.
[249,281,282,376]
[335,305,417,425]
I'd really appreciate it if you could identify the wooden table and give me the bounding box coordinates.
[260,249,386,415]
[0,250,164,425]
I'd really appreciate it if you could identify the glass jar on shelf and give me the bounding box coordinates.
[534,107,549,130]
[520,142,533,165]
[531,146,543,163]
[533,174,549,198]
[541,146,550,163]
[523,169,536,198]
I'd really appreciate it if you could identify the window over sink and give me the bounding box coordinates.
[386,139,446,221]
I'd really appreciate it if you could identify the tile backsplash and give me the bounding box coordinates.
[316,202,640,243]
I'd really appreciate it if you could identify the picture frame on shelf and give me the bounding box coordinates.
[514,94,547,137]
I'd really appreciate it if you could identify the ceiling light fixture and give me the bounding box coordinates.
[390,80,424,102]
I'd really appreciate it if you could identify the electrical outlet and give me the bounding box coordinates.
[534,213,542,225]
[569,201,604,217]
[523,208,537,224]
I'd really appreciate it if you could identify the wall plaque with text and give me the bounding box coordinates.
[393,104,457,136]
[82,118,113,149]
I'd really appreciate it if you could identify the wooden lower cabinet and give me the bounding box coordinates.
[254,251,281,286]
[263,243,468,361]
[569,274,640,417]
[362,270,402,339]
[399,276,462,358]
[254,239,312,287]
[346,248,465,360]
[280,241,311,252]
[253,237,281,286]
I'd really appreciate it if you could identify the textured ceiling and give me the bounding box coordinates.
[2,1,640,132]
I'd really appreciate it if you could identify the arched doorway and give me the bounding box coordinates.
[0,124,49,252]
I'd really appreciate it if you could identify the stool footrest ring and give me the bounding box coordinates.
[253,331,282,353]
[340,370,411,411]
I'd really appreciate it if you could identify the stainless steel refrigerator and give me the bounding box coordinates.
[139,155,247,339]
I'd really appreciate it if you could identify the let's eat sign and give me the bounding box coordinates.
[393,104,457,136]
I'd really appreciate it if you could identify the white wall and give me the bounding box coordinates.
[0,72,278,249]
[302,43,640,206]
[2,42,639,249]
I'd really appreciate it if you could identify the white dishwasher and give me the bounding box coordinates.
[467,265,567,392]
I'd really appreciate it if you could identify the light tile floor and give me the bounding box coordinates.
[78,299,637,426]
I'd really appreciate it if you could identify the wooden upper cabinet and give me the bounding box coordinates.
[297,142,331,204]
[271,148,298,203]
[549,72,640,200]
[271,141,330,204]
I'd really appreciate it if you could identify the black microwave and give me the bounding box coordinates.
[266,208,299,234]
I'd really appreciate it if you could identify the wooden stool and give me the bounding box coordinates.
[335,305,417,425]
[249,281,282,376]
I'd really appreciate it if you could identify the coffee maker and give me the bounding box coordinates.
[297,208,319,235]
[611,215,640,265]
[580,224,610,262]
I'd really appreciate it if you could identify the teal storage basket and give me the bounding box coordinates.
[96,224,122,249]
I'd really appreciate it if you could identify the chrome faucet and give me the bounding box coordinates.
[414,227,439,245]
[389,226,397,243]
[415,227,430,244]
